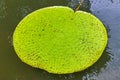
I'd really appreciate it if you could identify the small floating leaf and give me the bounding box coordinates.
[13,6,108,74]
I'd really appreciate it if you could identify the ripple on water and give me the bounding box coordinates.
[0,0,7,20]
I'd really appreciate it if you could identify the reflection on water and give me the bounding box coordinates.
[90,0,120,80]
[1,0,120,80]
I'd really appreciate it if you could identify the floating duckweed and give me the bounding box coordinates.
[13,6,108,74]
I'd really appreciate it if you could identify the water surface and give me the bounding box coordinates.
[0,0,120,80]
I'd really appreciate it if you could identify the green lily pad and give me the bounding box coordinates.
[13,6,108,74]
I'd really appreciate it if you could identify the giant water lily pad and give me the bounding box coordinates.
[13,6,107,74]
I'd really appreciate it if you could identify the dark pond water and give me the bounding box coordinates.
[0,0,120,80]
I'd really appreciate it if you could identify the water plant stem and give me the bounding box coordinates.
[75,0,84,12]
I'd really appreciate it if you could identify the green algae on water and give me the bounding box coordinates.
[13,6,108,74]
